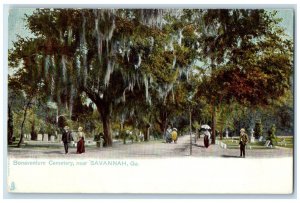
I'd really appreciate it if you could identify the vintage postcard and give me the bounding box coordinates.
[5,5,294,194]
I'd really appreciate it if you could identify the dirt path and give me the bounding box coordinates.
[8,135,293,159]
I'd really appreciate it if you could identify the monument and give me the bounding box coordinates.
[250,129,255,143]
[225,129,229,138]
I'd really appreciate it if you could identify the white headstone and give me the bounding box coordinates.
[50,135,55,142]
[57,134,62,142]
[37,134,43,141]
[250,129,255,143]
[259,136,263,142]
[264,140,271,147]
[250,128,254,137]
[43,134,48,141]
[225,129,229,138]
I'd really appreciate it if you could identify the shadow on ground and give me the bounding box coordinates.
[43,151,65,155]
[193,143,206,148]
[221,155,242,158]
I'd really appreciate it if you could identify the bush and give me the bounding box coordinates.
[254,120,263,139]
[268,124,278,146]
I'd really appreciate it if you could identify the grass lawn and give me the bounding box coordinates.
[218,137,293,149]
[276,136,294,148]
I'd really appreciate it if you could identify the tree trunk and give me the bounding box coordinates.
[97,102,112,147]
[8,105,14,145]
[147,127,150,141]
[144,125,150,141]
[84,89,113,147]
[156,111,168,139]
[102,115,112,146]
[18,102,30,147]
[211,106,216,144]
[160,111,168,139]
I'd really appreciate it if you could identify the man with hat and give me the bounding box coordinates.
[239,128,249,158]
[62,126,71,154]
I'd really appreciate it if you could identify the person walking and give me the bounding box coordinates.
[204,130,211,148]
[165,125,172,143]
[171,128,178,144]
[62,126,71,154]
[239,128,249,158]
[76,126,86,154]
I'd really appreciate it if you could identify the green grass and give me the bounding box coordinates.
[219,138,284,150]
[219,137,294,149]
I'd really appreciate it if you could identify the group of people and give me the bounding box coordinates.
[61,124,249,157]
[61,126,86,154]
[165,125,178,143]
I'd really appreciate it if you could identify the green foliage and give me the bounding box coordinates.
[8,9,293,147]
[192,121,200,131]
[254,120,263,139]
[268,124,278,146]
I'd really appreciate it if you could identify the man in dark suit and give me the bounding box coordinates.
[239,128,249,158]
[62,126,71,154]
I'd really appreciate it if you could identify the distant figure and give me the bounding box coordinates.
[171,128,178,144]
[77,126,86,154]
[165,125,172,143]
[204,130,211,148]
[62,126,71,154]
[239,128,249,158]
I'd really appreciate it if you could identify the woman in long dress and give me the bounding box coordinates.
[204,130,211,148]
[171,128,178,144]
[77,126,85,154]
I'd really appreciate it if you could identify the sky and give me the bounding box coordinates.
[7,8,294,50]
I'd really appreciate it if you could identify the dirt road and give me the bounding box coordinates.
[8,135,293,159]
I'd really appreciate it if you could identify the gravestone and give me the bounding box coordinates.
[225,129,229,139]
[50,135,55,142]
[264,140,271,147]
[250,129,255,143]
[258,136,263,142]
[57,134,62,142]
[37,134,43,141]
[43,134,48,141]
[139,132,144,142]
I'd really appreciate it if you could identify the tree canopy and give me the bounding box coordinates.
[8,9,293,147]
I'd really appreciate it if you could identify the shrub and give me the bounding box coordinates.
[254,120,263,139]
[268,124,278,146]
